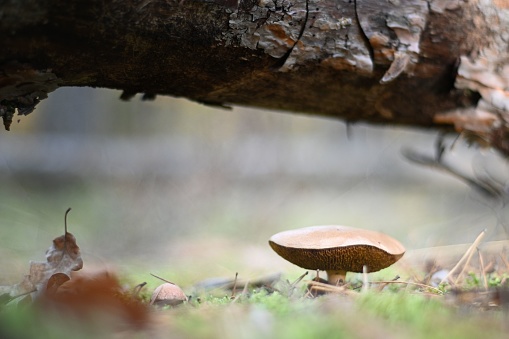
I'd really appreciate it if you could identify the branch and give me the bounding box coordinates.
[0,0,508,156]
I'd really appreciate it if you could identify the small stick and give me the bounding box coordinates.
[150,273,175,285]
[241,279,249,296]
[307,280,348,294]
[454,232,487,285]
[307,285,347,294]
[132,282,147,297]
[288,271,308,297]
[291,271,309,286]
[370,280,443,295]
[231,272,239,299]
[9,289,37,300]
[483,260,494,274]
[441,229,486,285]
[376,275,400,292]
[499,252,509,271]
[477,248,488,291]
[231,278,250,303]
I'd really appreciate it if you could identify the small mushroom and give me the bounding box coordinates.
[150,283,188,307]
[269,225,405,286]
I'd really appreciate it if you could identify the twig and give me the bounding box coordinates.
[306,280,353,295]
[375,275,400,292]
[307,285,348,295]
[150,273,175,285]
[441,229,486,285]
[8,289,37,300]
[241,279,249,296]
[291,271,308,287]
[132,282,147,297]
[477,248,488,291]
[286,271,308,298]
[483,260,494,274]
[402,136,504,200]
[231,278,250,304]
[306,279,442,296]
[499,251,509,271]
[454,230,487,285]
[370,280,443,295]
[231,272,239,299]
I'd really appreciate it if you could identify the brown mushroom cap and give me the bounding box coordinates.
[269,225,405,273]
[150,283,188,307]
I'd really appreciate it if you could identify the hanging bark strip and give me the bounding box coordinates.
[0,0,508,155]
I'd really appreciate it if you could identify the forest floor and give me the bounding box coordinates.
[1,226,509,339]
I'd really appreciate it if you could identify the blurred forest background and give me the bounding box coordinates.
[0,88,508,285]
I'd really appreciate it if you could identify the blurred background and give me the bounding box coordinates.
[0,87,508,284]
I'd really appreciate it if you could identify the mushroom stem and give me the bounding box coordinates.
[326,270,347,286]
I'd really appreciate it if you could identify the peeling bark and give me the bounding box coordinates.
[0,0,508,156]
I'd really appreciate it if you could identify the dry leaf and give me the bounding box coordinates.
[41,271,150,329]
[1,231,83,300]
[1,209,84,300]
[46,273,71,295]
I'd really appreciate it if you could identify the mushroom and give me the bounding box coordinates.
[150,282,188,307]
[268,225,405,286]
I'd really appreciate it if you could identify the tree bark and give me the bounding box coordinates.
[0,0,508,155]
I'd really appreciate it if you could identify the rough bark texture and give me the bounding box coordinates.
[0,0,508,156]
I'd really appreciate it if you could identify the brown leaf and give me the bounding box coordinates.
[46,273,70,295]
[45,232,84,274]
[43,271,150,329]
